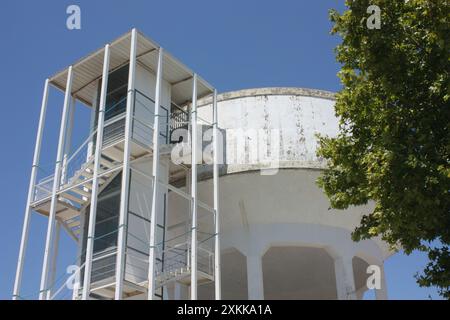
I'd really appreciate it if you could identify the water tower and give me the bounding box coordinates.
[13,29,391,300]
[192,88,391,300]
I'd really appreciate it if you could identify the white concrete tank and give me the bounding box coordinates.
[167,88,392,300]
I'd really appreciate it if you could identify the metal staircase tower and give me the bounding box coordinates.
[13,29,221,300]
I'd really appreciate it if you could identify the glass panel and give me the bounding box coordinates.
[81,173,122,285]
[93,173,121,254]
[94,64,129,128]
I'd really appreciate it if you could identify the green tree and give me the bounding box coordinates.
[317,0,450,298]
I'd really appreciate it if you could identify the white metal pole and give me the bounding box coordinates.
[212,89,221,300]
[61,97,76,184]
[190,74,198,300]
[39,66,74,300]
[13,79,50,300]
[115,28,138,300]
[47,220,61,300]
[66,97,76,155]
[72,211,86,300]
[82,44,110,300]
[147,47,163,300]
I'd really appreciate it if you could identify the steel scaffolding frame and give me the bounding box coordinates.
[13,28,221,301]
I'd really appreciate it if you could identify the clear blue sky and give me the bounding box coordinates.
[0,0,442,300]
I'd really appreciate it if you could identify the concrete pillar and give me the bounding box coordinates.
[334,254,356,300]
[375,263,388,300]
[247,254,264,299]
[174,283,181,300]
[174,282,189,300]
[356,287,366,300]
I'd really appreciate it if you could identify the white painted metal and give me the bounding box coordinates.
[82,44,110,300]
[212,89,221,300]
[190,74,198,300]
[13,79,50,300]
[47,221,61,300]
[115,28,138,300]
[39,66,74,300]
[66,97,76,155]
[147,47,163,300]
[73,211,86,300]
[49,30,213,108]
[62,97,76,184]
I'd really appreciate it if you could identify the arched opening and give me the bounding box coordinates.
[262,246,337,299]
[198,248,248,299]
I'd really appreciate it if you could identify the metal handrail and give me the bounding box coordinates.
[66,130,96,164]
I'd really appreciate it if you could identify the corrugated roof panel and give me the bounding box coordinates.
[48,29,214,108]
[138,50,158,73]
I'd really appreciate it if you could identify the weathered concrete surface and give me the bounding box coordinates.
[197,88,339,174]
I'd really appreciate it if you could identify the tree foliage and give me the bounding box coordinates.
[317,0,450,298]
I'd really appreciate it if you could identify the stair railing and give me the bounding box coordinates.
[62,129,97,186]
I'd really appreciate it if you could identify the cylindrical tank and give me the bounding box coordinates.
[168,88,392,300]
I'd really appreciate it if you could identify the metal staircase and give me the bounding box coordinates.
[28,87,217,300]
[153,241,214,289]
[31,150,121,241]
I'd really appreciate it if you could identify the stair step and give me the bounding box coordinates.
[71,188,91,198]
[82,169,93,178]
[100,157,115,168]
[59,193,85,205]
[68,219,80,228]
[82,181,93,190]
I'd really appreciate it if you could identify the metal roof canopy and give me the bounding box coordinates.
[49,29,214,107]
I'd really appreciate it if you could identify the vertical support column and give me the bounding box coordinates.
[67,97,76,155]
[47,221,61,300]
[174,282,181,300]
[115,28,138,300]
[190,74,198,300]
[147,47,164,300]
[87,86,99,158]
[13,79,50,300]
[334,254,356,300]
[212,89,221,300]
[185,170,191,246]
[39,66,74,300]
[72,211,86,300]
[61,97,76,184]
[82,44,110,300]
[247,254,264,299]
[375,263,388,300]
